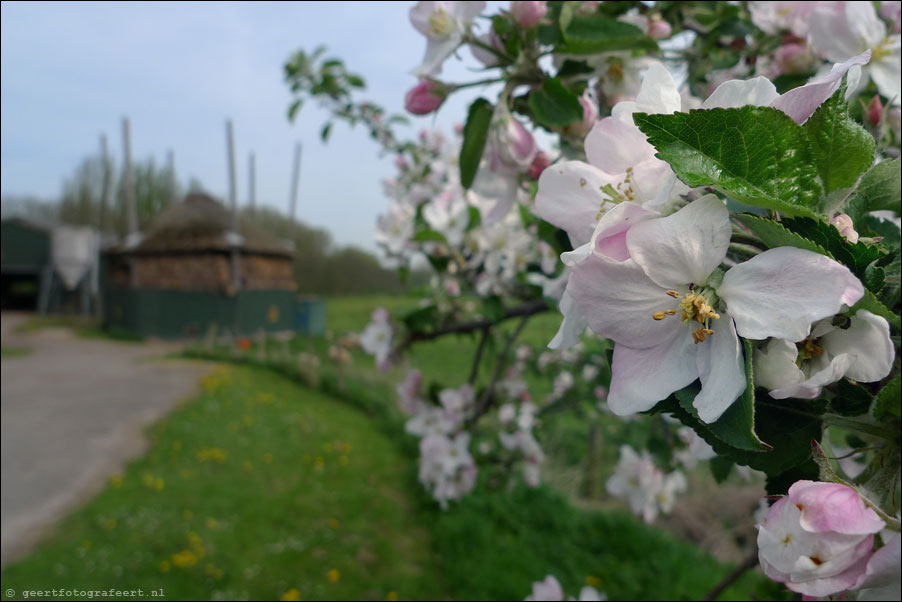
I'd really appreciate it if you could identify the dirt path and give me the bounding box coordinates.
[0,313,213,566]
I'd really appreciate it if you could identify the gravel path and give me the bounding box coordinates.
[0,313,212,566]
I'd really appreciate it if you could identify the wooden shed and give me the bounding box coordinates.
[103,193,297,338]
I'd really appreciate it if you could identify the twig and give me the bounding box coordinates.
[468,326,492,384]
[467,314,532,427]
[394,299,548,354]
[701,550,759,601]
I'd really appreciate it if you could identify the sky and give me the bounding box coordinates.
[1,1,504,253]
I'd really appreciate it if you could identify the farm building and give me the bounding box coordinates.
[1,217,100,314]
[103,192,298,338]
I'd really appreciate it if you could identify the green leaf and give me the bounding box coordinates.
[402,305,439,332]
[733,214,826,255]
[320,122,333,142]
[864,263,886,295]
[858,214,901,247]
[459,98,494,190]
[558,15,657,54]
[781,217,886,279]
[873,375,901,421]
[674,339,768,452]
[287,99,303,122]
[878,255,901,308]
[482,295,504,322]
[851,290,901,330]
[466,205,482,233]
[709,456,734,483]
[528,78,584,129]
[634,107,822,216]
[556,59,595,78]
[830,379,873,417]
[847,159,901,221]
[412,229,448,243]
[803,80,875,195]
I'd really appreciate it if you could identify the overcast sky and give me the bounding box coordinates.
[1,1,504,252]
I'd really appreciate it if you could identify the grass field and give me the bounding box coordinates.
[1,364,784,601]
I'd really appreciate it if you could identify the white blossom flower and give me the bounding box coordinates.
[409,1,486,76]
[567,196,865,422]
[755,310,894,399]
[809,1,901,105]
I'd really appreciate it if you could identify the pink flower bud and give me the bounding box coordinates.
[404,80,444,115]
[830,214,859,243]
[564,93,598,137]
[646,18,672,39]
[867,94,884,126]
[395,155,408,170]
[775,43,814,75]
[528,151,551,180]
[489,108,537,172]
[510,1,547,28]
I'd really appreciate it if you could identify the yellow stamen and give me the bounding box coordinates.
[665,309,677,316]
[666,290,680,298]
[652,311,667,321]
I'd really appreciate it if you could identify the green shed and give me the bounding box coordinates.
[1,217,51,310]
[103,193,298,338]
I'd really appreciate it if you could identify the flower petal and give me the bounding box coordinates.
[548,290,588,350]
[769,353,855,400]
[771,51,872,123]
[568,255,684,347]
[755,338,806,392]
[694,315,747,423]
[535,160,616,246]
[870,37,902,106]
[719,247,864,342]
[821,310,894,383]
[608,331,699,415]
[585,116,653,175]
[589,201,658,262]
[626,194,732,290]
[702,77,780,109]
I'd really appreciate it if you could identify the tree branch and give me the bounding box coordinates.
[393,299,548,355]
[701,550,759,601]
[467,313,532,427]
[468,326,492,384]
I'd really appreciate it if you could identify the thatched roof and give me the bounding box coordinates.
[128,193,293,256]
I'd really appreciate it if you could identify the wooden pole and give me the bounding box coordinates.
[225,119,242,293]
[122,117,137,236]
[288,141,302,220]
[248,151,256,212]
[99,133,112,234]
[166,148,176,206]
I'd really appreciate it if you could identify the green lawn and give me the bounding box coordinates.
[1,363,784,601]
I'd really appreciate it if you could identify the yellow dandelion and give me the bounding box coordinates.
[171,549,198,568]
[183,509,194,520]
[585,576,602,588]
[386,592,398,601]
[264,452,274,464]
[242,461,254,473]
[159,560,171,573]
[281,589,301,601]
[154,478,165,492]
[206,517,218,530]
[104,518,117,530]
[327,569,340,583]
[109,475,123,488]
[314,457,325,470]
[327,518,339,530]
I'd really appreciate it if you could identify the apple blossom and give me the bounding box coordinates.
[754,310,894,399]
[410,1,486,76]
[562,93,598,138]
[748,1,815,38]
[853,532,901,601]
[526,575,565,601]
[757,480,886,597]
[775,43,815,75]
[606,445,687,523]
[809,1,901,106]
[405,79,444,115]
[360,308,393,367]
[566,196,864,422]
